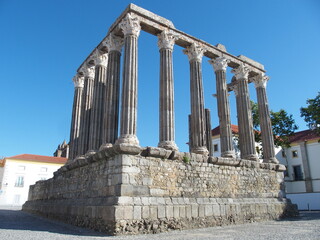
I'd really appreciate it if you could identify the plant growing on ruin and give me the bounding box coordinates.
[182,156,190,164]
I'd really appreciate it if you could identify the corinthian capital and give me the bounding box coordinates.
[119,13,141,37]
[81,65,95,79]
[157,30,178,50]
[208,57,230,72]
[72,74,84,88]
[105,33,124,52]
[183,43,205,62]
[231,63,249,80]
[93,49,108,68]
[252,73,269,88]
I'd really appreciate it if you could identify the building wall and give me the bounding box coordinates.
[307,141,320,192]
[0,159,63,206]
[23,152,297,234]
[212,136,240,158]
[276,139,320,210]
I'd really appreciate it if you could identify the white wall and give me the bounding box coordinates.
[212,136,240,158]
[285,181,306,193]
[0,160,62,206]
[307,142,320,192]
[287,193,320,210]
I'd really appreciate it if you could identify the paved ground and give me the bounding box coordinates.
[0,207,319,240]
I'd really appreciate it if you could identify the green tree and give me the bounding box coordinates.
[251,101,298,148]
[300,92,320,135]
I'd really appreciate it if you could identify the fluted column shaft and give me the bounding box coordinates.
[253,74,278,163]
[78,66,95,156]
[209,57,235,158]
[158,30,178,151]
[116,13,140,146]
[184,43,208,155]
[101,34,123,147]
[69,74,84,160]
[232,64,257,161]
[87,52,107,153]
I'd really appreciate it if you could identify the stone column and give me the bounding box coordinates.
[252,73,278,163]
[78,65,95,156]
[209,57,235,158]
[69,74,84,160]
[183,43,208,155]
[231,63,258,161]
[87,49,108,154]
[100,34,124,149]
[115,13,141,146]
[157,30,178,151]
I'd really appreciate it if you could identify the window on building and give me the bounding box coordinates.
[40,167,47,172]
[213,144,219,152]
[14,176,24,187]
[293,165,303,181]
[292,150,298,158]
[281,150,286,158]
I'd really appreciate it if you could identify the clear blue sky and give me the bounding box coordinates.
[1,0,319,157]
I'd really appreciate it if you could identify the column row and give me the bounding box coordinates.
[68,12,277,163]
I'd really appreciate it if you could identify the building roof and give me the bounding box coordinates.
[212,124,239,137]
[4,154,67,164]
[288,129,320,143]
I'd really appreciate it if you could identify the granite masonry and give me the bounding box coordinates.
[23,3,298,235]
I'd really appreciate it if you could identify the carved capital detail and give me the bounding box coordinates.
[183,43,205,62]
[157,30,178,50]
[119,13,141,37]
[252,73,269,89]
[93,49,108,67]
[231,63,250,80]
[72,74,84,88]
[81,65,95,79]
[105,33,124,52]
[208,57,230,72]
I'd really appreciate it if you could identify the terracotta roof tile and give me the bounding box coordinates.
[5,154,67,164]
[288,129,320,143]
[212,124,239,136]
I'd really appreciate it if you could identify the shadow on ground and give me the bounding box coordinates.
[278,211,320,222]
[0,209,108,237]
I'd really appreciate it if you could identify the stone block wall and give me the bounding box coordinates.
[23,148,298,235]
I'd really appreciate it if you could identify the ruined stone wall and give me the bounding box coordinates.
[23,152,297,235]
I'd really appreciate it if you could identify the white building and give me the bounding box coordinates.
[276,129,320,210]
[0,154,67,206]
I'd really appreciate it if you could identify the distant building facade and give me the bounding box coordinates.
[277,129,320,210]
[0,154,67,206]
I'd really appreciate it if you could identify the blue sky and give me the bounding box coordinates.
[1,0,319,157]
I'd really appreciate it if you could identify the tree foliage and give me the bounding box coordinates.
[300,92,320,135]
[251,101,298,148]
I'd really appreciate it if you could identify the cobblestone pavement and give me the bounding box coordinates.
[0,207,319,240]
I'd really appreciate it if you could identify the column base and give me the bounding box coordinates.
[115,134,140,146]
[191,146,209,156]
[221,150,236,158]
[158,141,179,151]
[243,154,259,161]
[263,157,279,164]
[99,143,113,151]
